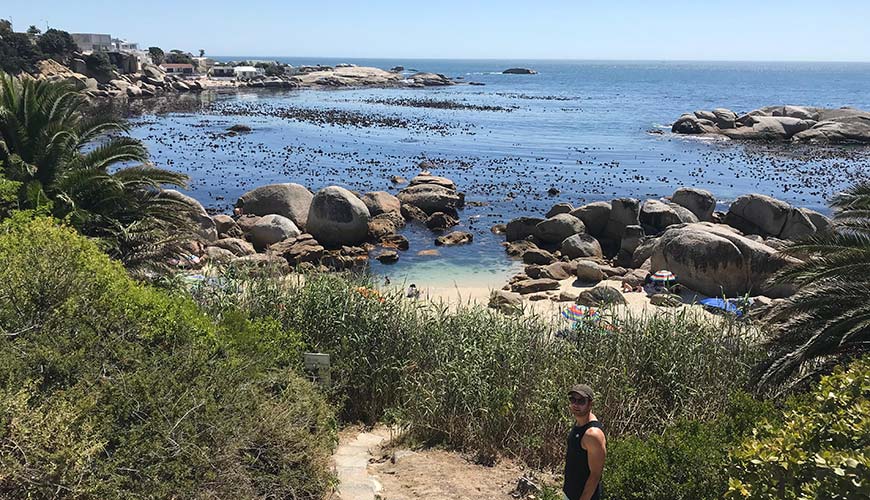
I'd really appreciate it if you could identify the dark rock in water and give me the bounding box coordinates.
[408,72,454,86]
[506,217,544,242]
[491,223,507,235]
[400,203,429,223]
[546,202,574,218]
[380,233,410,250]
[512,278,560,294]
[390,66,405,72]
[306,186,371,247]
[376,250,399,263]
[503,68,538,75]
[425,212,460,231]
[397,183,461,214]
[547,187,560,196]
[227,124,251,132]
[368,212,405,239]
[390,175,408,185]
[469,81,486,86]
[435,231,473,246]
[576,286,626,307]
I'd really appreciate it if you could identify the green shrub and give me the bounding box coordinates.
[604,392,778,500]
[0,218,334,498]
[727,356,870,499]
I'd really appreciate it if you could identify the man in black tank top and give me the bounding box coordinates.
[563,384,606,500]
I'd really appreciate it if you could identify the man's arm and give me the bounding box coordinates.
[579,427,606,500]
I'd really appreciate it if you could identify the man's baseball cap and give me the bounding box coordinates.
[568,384,594,400]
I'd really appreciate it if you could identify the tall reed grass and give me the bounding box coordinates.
[188,267,763,468]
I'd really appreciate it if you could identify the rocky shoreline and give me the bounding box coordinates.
[35,58,462,103]
[672,105,870,144]
[169,160,835,315]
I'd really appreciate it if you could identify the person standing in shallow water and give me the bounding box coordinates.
[563,384,606,500]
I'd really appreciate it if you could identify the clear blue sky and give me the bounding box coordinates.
[5,0,870,61]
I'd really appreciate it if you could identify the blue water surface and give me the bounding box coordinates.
[130,59,870,286]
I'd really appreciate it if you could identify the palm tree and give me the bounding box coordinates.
[756,181,870,390]
[0,71,196,270]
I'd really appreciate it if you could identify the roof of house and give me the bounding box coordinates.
[234,66,259,72]
[161,63,194,69]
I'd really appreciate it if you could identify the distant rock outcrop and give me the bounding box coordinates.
[672,105,870,144]
[502,68,538,75]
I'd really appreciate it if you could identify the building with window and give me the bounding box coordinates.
[160,63,195,76]
[234,66,264,80]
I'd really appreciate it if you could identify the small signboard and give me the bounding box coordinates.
[303,352,331,387]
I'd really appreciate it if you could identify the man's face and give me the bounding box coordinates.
[569,394,591,417]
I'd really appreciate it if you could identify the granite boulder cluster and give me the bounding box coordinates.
[496,187,831,304]
[170,164,469,272]
[672,105,870,144]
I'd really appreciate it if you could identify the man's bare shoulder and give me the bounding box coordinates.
[581,426,606,446]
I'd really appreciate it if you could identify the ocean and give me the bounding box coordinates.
[130,59,870,287]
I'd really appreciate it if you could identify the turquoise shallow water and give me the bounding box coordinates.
[130,59,870,284]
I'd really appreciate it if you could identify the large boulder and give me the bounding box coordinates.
[306,186,371,247]
[671,187,716,222]
[511,278,560,295]
[522,248,557,265]
[489,290,523,314]
[397,183,461,215]
[506,217,544,242]
[576,286,626,307]
[561,233,604,259]
[725,194,791,237]
[711,108,738,129]
[408,174,456,190]
[535,213,585,243]
[792,116,870,144]
[212,237,255,257]
[603,198,641,243]
[575,261,606,283]
[160,189,217,242]
[570,201,611,237]
[721,116,815,140]
[435,231,473,246]
[249,214,301,250]
[368,212,405,239]
[236,183,313,230]
[361,191,401,216]
[546,202,574,218]
[639,199,699,234]
[779,209,817,241]
[647,222,795,297]
[799,208,831,233]
[671,114,717,134]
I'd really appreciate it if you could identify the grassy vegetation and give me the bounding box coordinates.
[188,266,763,468]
